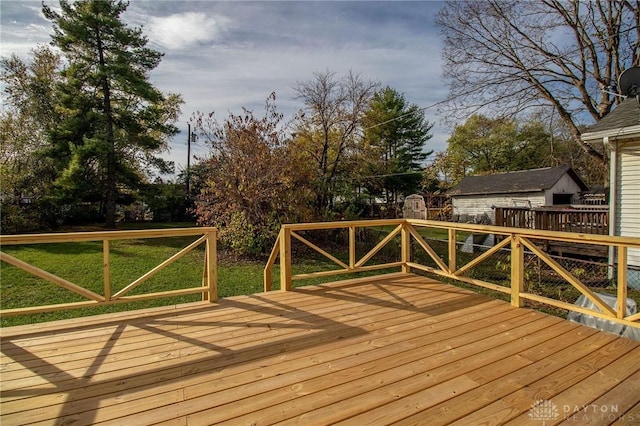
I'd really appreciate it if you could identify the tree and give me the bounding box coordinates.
[0,46,62,231]
[43,0,182,228]
[141,178,192,223]
[192,93,313,256]
[293,70,378,218]
[436,0,639,165]
[422,152,458,192]
[541,120,609,186]
[362,87,433,208]
[1,46,61,133]
[445,114,553,180]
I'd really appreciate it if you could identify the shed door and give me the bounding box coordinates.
[616,144,640,268]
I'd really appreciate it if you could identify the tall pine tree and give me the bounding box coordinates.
[362,87,433,207]
[43,0,182,228]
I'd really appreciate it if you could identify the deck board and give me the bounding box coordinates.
[1,273,638,425]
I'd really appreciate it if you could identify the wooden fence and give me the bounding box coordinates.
[264,219,640,328]
[0,227,217,316]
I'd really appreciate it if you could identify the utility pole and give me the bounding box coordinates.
[186,123,191,195]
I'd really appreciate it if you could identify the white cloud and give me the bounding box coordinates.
[146,12,228,50]
[1,1,450,176]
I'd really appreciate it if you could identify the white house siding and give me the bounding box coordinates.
[452,192,546,223]
[616,142,640,268]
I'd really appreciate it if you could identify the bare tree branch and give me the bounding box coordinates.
[437,0,638,163]
[293,70,378,215]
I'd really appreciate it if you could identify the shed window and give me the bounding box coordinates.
[552,193,572,205]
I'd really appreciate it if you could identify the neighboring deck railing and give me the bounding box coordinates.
[494,206,609,235]
[264,219,640,328]
[0,227,217,316]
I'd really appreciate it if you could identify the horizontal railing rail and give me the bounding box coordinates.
[0,227,217,316]
[264,219,640,328]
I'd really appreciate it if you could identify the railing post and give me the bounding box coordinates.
[401,221,411,273]
[617,245,628,319]
[448,228,456,273]
[280,226,292,291]
[264,269,272,293]
[103,240,111,301]
[349,226,356,270]
[264,228,283,292]
[495,208,503,227]
[204,229,217,302]
[510,234,524,308]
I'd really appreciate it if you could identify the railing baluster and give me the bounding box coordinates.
[103,239,111,301]
[206,230,217,302]
[349,226,356,270]
[263,229,282,292]
[617,245,628,319]
[401,222,411,273]
[510,235,524,308]
[448,228,456,273]
[280,227,292,291]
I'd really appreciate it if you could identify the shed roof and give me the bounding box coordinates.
[581,97,640,141]
[448,165,588,197]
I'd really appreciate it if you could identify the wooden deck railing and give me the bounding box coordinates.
[263,219,407,292]
[3,222,637,328]
[264,219,640,328]
[0,227,217,316]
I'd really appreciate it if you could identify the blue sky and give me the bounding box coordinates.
[1,0,449,177]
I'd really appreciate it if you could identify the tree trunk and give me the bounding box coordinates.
[97,29,117,229]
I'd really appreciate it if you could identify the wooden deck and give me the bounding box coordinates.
[1,273,639,425]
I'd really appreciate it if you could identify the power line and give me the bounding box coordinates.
[361,99,449,132]
[359,171,423,179]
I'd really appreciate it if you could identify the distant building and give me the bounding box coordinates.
[447,165,588,224]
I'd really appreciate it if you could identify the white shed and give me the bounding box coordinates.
[448,166,588,223]
[581,97,640,287]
